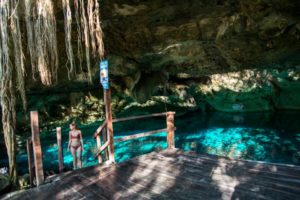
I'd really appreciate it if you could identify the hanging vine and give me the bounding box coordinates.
[24,0,36,79]
[0,0,22,184]
[80,0,92,82]
[34,0,59,85]
[74,0,84,74]
[62,0,75,79]
[94,0,105,59]
[10,0,26,110]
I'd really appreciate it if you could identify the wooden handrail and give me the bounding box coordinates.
[93,120,107,138]
[94,140,110,158]
[93,111,176,162]
[112,112,175,123]
[115,128,168,143]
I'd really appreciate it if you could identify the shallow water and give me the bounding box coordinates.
[1,111,300,175]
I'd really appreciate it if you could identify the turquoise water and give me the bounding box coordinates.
[1,111,300,174]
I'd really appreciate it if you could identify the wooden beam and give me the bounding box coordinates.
[30,111,44,186]
[104,89,115,163]
[115,128,168,143]
[166,112,175,149]
[56,127,64,173]
[93,120,107,138]
[26,138,34,187]
[112,112,170,123]
[94,140,110,158]
[96,135,103,164]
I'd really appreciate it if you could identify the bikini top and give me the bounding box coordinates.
[70,132,80,139]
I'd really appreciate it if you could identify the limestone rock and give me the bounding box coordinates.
[196,69,300,112]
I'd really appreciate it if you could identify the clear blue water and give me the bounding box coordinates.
[1,111,300,174]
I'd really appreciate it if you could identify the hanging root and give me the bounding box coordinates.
[74,0,83,74]
[88,0,96,56]
[62,0,75,79]
[80,0,92,83]
[87,0,105,59]
[34,0,58,86]
[94,0,105,59]
[25,0,36,79]
[0,0,18,184]
[10,0,27,110]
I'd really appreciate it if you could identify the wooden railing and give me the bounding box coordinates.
[93,112,176,164]
[27,111,65,187]
[26,110,175,188]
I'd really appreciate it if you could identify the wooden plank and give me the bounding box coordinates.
[166,112,175,149]
[96,135,103,164]
[94,140,110,158]
[134,154,300,197]
[56,127,64,173]
[60,175,109,200]
[93,120,107,138]
[26,138,34,187]
[112,112,172,123]
[115,128,168,143]
[6,149,300,200]
[104,89,115,163]
[30,111,44,186]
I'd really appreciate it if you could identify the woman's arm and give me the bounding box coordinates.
[80,131,84,151]
[67,131,71,151]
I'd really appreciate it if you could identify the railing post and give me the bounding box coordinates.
[103,127,109,161]
[26,138,34,187]
[56,127,64,173]
[166,112,175,149]
[96,134,103,164]
[104,89,115,163]
[30,111,44,186]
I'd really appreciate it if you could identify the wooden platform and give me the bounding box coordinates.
[2,149,300,200]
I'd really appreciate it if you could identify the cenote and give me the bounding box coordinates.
[1,110,300,175]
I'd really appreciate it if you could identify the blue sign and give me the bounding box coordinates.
[99,60,109,90]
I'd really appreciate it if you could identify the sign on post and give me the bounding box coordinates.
[100,60,109,90]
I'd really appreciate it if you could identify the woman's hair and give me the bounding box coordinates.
[70,121,78,130]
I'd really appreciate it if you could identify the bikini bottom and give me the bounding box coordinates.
[71,144,81,150]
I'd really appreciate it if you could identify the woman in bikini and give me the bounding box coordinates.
[67,122,84,169]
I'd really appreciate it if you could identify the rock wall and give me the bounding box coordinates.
[17,0,300,128]
[100,0,300,101]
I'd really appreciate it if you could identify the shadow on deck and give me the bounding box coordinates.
[2,149,300,200]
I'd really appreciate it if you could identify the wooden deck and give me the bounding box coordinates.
[2,149,300,200]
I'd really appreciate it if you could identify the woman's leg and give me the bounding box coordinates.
[71,146,77,170]
[77,146,82,168]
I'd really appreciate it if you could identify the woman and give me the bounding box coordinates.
[67,122,84,169]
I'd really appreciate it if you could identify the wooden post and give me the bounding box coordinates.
[96,134,103,164]
[56,127,64,173]
[26,138,34,187]
[166,112,175,149]
[30,111,44,186]
[104,89,115,163]
[103,127,109,161]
